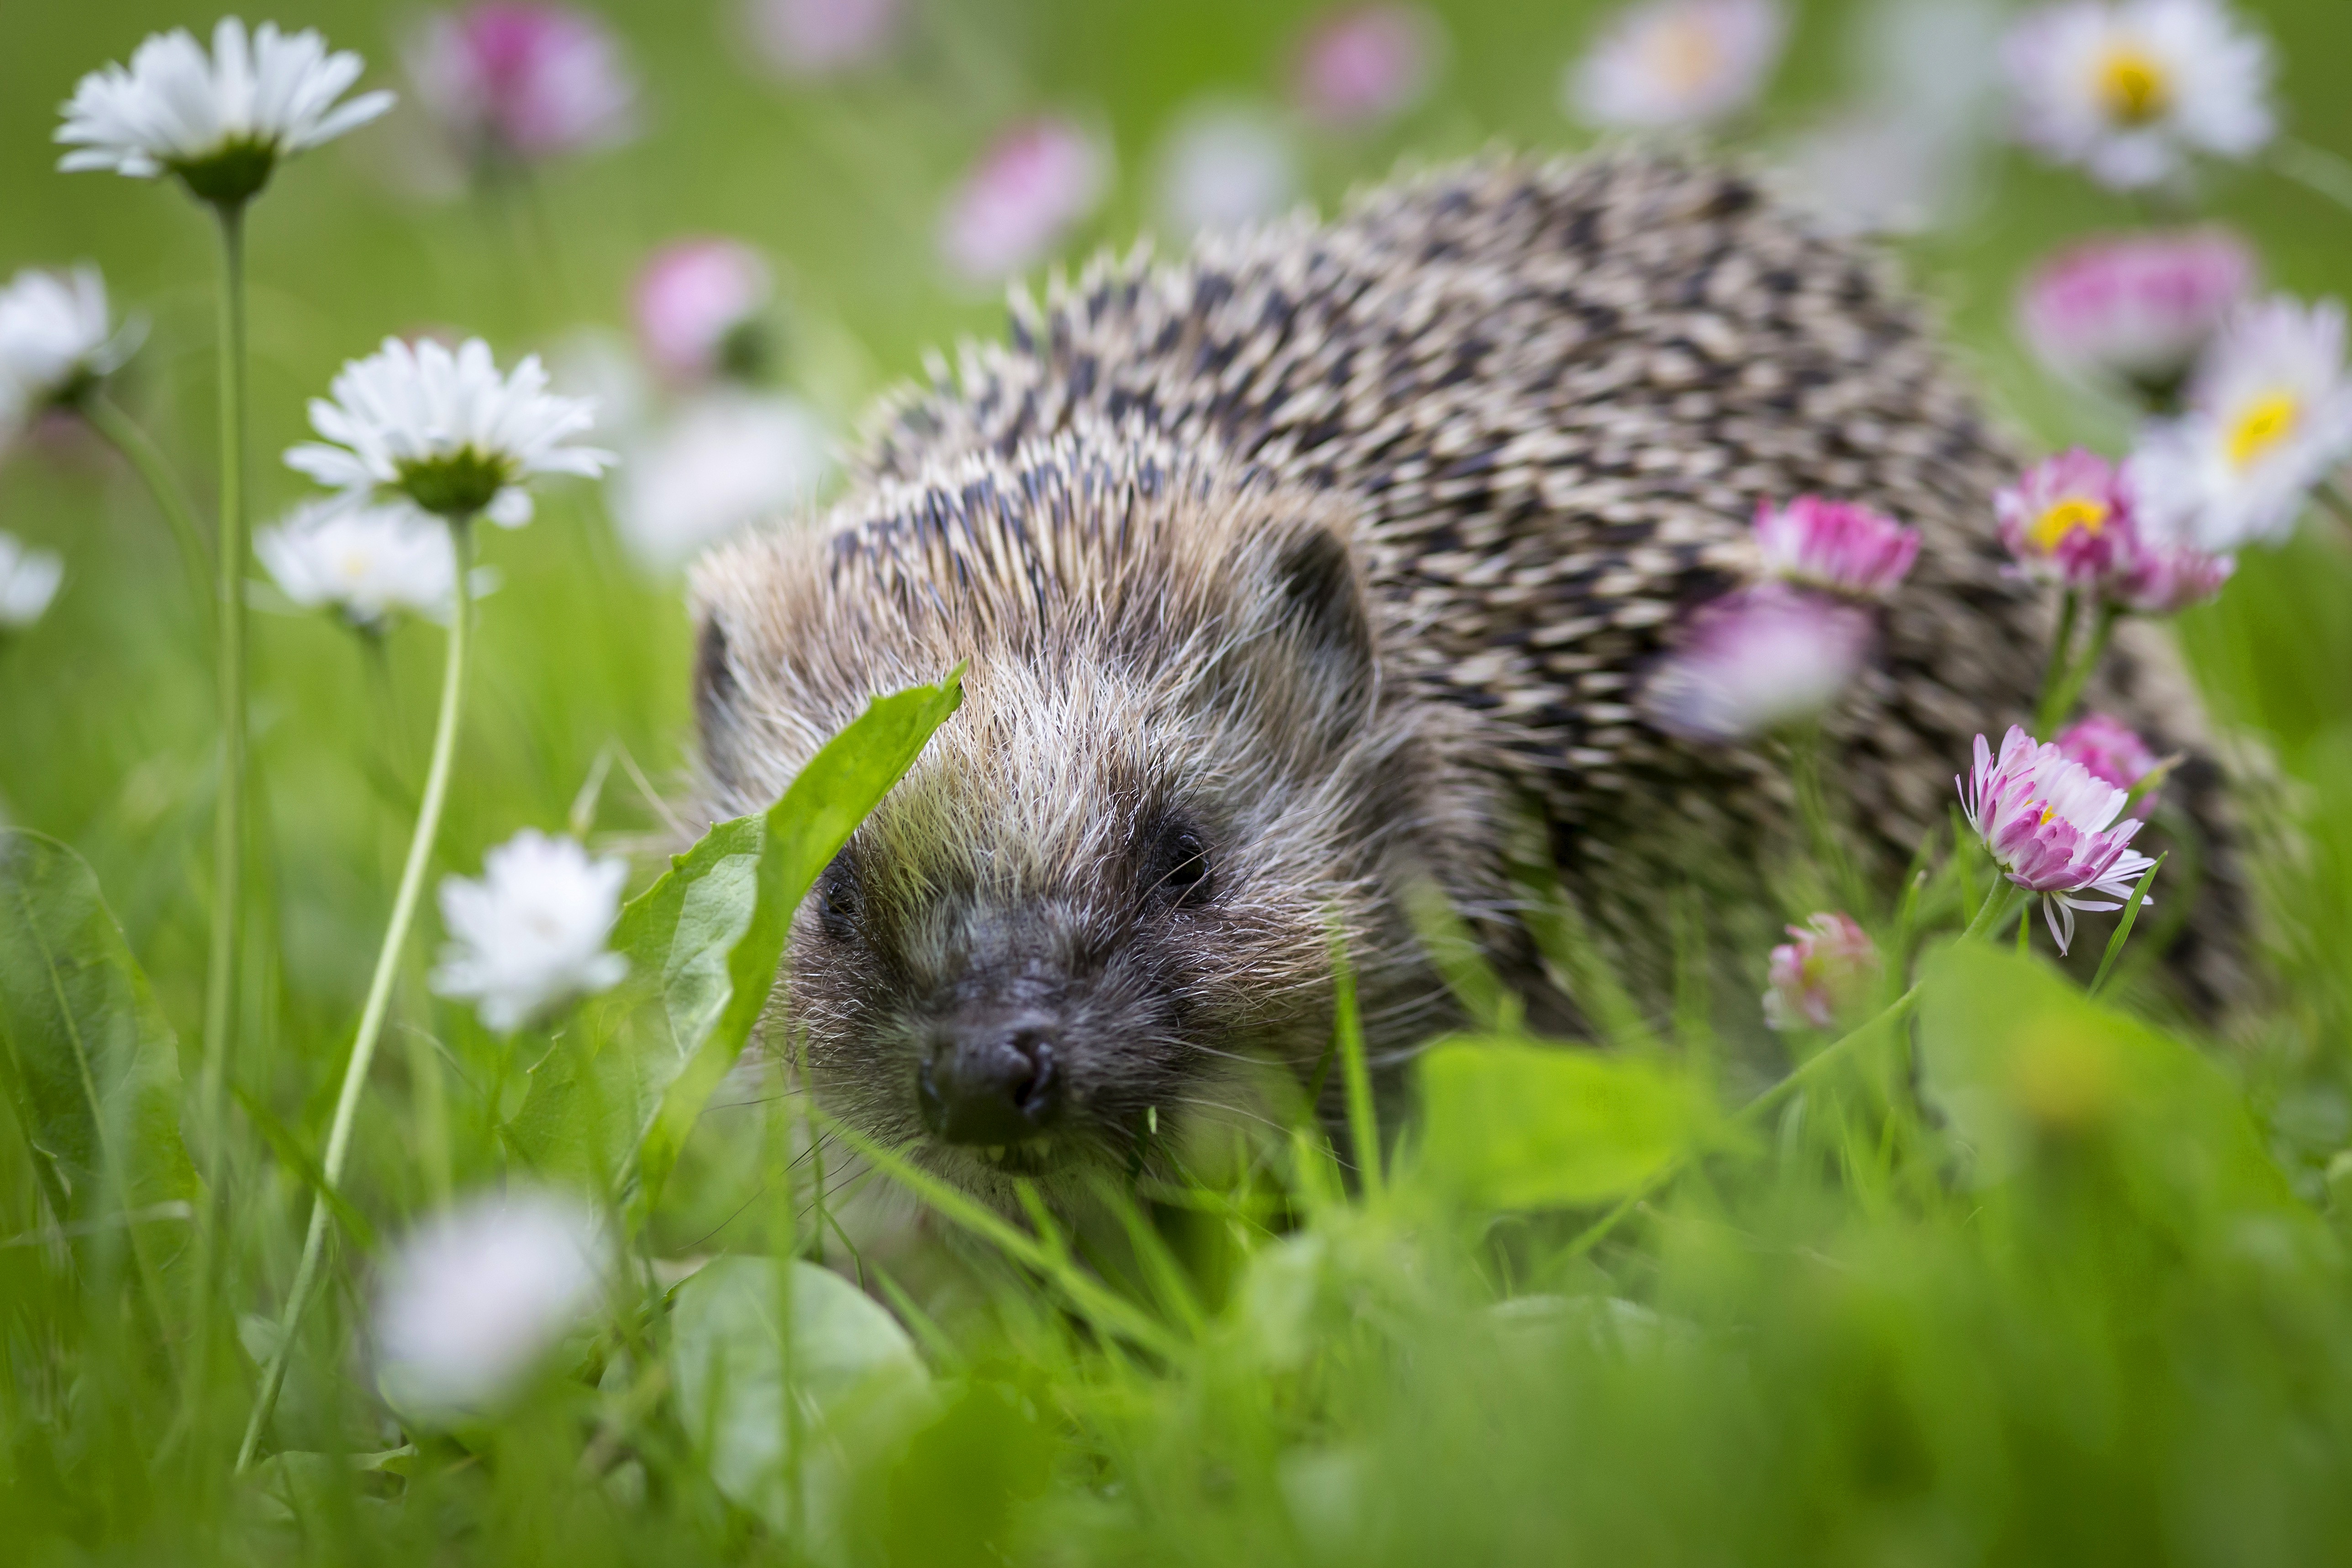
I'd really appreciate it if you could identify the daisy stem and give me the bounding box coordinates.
[236,520,477,1473]
[185,200,250,1426]
[2269,137,2352,217]
[78,389,210,614]
[1960,883,2021,944]
[2313,479,2352,536]
[2037,605,2118,738]
[2031,592,2079,737]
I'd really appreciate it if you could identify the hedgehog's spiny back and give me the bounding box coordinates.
[850,152,2048,879]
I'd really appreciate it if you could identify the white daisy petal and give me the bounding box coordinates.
[286,336,612,521]
[430,830,630,1033]
[57,18,394,201]
[0,265,126,440]
[257,497,458,629]
[0,532,66,630]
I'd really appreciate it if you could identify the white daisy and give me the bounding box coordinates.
[374,1187,611,1420]
[0,532,66,631]
[2128,295,2352,552]
[1153,101,1303,237]
[1568,0,1787,131]
[285,337,612,526]
[431,829,629,1032]
[1999,0,2272,190]
[611,391,831,572]
[257,498,459,629]
[56,17,395,205]
[0,266,137,439]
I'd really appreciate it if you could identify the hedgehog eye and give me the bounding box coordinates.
[817,858,861,941]
[1149,823,1214,909]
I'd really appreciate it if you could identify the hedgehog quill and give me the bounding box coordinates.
[691,151,2227,1203]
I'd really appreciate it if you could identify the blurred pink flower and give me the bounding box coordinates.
[407,3,638,164]
[1645,585,1873,744]
[1959,725,2158,952]
[1568,0,1786,131]
[2018,229,2255,405]
[1996,448,2132,591]
[1754,494,1918,601]
[1763,911,1878,1032]
[2053,712,2167,810]
[939,118,1107,284]
[2111,533,2232,613]
[744,0,902,79]
[1292,5,1441,129]
[633,238,772,385]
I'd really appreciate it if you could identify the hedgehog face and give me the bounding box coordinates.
[689,443,1493,1203]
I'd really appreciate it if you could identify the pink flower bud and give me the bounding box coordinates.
[1754,494,1919,600]
[632,238,772,385]
[1292,5,1441,128]
[1763,911,1878,1031]
[2053,712,2166,811]
[938,118,1108,284]
[407,3,638,164]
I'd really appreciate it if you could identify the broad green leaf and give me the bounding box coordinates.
[1917,942,2294,1214]
[669,1256,933,1550]
[0,830,197,1222]
[509,675,963,1215]
[1417,1039,1708,1210]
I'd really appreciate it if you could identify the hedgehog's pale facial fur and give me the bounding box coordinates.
[689,430,1502,1205]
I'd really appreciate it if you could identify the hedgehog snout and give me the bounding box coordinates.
[915,1009,1063,1146]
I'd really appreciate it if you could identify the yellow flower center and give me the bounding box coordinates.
[2095,44,2170,126]
[2037,804,2056,828]
[1646,19,1722,95]
[2028,496,2110,553]
[337,549,373,583]
[2225,391,2302,471]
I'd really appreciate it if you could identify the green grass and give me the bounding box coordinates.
[8,1,2352,1563]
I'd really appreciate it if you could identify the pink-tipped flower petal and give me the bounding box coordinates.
[1754,494,1919,600]
[1647,585,1873,744]
[1958,724,2158,953]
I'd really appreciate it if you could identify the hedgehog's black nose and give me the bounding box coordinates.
[917,1016,1061,1145]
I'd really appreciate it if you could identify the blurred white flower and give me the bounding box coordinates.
[1153,102,1303,237]
[1645,586,1873,743]
[1568,0,1785,131]
[257,498,458,629]
[2128,295,2352,552]
[56,18,394,205]
[1778,0,1999,237]
[0,266,135,438]
[1293,5,1441,129]
[406,3,638,164]
[0,532,65,631]
[744,0,903,79]
[633,238,773,385]
[286,336,612,526]
[432,829,628,1032]
[2000,0,2272,190]
[939,118,1108,284]
[374,1187,611,1420]
[612,390,831,571]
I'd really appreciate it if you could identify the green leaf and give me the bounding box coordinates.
[0,830,198,1224]
[1417,1039,1709,1210]
[508,675,963,1216]
[668,1256,933,1544]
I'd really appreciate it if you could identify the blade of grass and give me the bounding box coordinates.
[808,1108,1183,1359]
[2088,852,2166,996]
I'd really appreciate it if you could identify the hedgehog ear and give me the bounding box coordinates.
[694,611,741,789]
[1271,524,1377,709]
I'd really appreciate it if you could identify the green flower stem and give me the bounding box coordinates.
[2032,591,2079,737]
[78,390,210,612]
[2036,604,2118,738]
[2314,479,2352,535]
[237,520,477,1473]
[182,201,251,1434]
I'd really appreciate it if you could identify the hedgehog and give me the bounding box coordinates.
[689,150,2236,1202]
